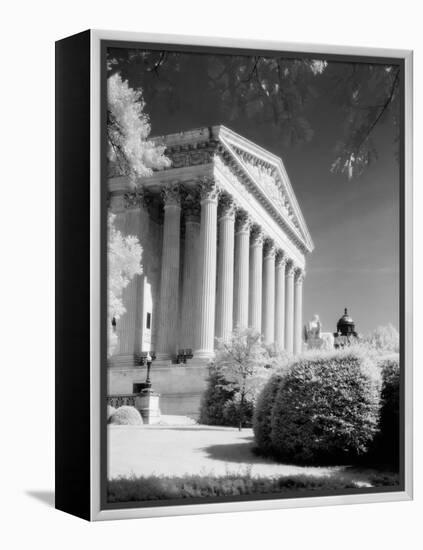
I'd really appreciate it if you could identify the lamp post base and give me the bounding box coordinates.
[135,389,161,425]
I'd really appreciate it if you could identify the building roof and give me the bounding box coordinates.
[151,125,314,253]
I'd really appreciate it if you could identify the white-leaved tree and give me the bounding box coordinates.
[107,73,170,183]
[107,214,142,357]
[213,329,283,430]
[365,323,399,353]
[107,74,171,355]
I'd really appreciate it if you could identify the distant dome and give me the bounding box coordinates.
[336,308,356,336]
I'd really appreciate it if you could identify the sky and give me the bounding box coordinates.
[110,49,400,336]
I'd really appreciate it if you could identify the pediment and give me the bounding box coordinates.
[216,126,314,252]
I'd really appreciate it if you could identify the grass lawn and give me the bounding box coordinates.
[107,423,398,502]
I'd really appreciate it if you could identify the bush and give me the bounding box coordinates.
[199,329,284,428]
[267,349,381,465]
[107,471,398,503]
[199,366,254,427]
[107,405,116,420]
[371,356,400,467]
[108,406,143,425]
[253,372,284,453]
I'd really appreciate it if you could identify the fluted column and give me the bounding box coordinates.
[284,260,295,353]
[262,238,275,344]
[294,268,305,355]
[274,250,286,350]
[194,178,220,358]
[215,194,235,341]
[156,183,181,359]
[180,192,201,350]
[249,224,264,333]
[233,210,251,330]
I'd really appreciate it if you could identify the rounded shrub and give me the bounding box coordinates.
[253,372,284,453]
[269,350,381,465]
[108,405,143,426]
[107,405,116,420]
[372,356,400,467]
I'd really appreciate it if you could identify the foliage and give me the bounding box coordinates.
[108,406,143,426]
[107,405,117,420]
[265,349,381,464]
[252,372,285,454]
[107,470,398,502]
[199,367,239,427]
[107,213,142,356]
[200,329,284,430]
[107,73,170,182]
[371,357,400,468]
[107,50,399,179]
[364,324,400,354]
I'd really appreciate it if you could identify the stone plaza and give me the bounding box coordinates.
[108,126,314,417]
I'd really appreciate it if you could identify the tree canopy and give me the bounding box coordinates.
[107,49,400,179]
[107,73,170,183]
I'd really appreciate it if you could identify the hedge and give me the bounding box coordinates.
[252,372,284,453]
[107,405,116,420]
[265,350,381,465]
[107,472,399,503]
[108,406,143,426]
[372,356,400,467]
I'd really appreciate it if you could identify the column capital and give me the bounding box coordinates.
[182,190,201,222]
[263,238,276,259]
[124,187,157,213]
[286,259,296,278]
[198,176,220,203]
[162,182,181,208]
[124,190,143,209]
[295,267,305,284]
[235,209,251,234]
[250,224,264,247]
[218,193,236,221]
[275,249,287,267]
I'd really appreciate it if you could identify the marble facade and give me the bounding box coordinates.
[108,125,314,370]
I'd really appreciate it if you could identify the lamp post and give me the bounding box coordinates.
[145,352,152,389]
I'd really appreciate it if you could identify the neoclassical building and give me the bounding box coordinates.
[108,126,314,413]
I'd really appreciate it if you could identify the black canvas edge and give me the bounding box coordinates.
[55,29,91,521]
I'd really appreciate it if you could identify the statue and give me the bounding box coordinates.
[305,314,322,339]
[304,314,334,351]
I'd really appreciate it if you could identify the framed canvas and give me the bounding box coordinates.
[55,29,413,521]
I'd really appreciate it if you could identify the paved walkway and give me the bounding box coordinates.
[108,424,377,485]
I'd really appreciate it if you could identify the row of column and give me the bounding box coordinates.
[156,179,305,360]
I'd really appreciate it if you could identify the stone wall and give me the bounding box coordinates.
[108,364,209,420]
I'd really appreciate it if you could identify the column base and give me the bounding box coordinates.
[193,349,215,360]
[155,352,173,361]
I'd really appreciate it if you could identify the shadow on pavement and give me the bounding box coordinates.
[201,441,273,465]
[26,490,55,507]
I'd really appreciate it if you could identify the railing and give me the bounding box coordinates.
[107,394,136,408]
